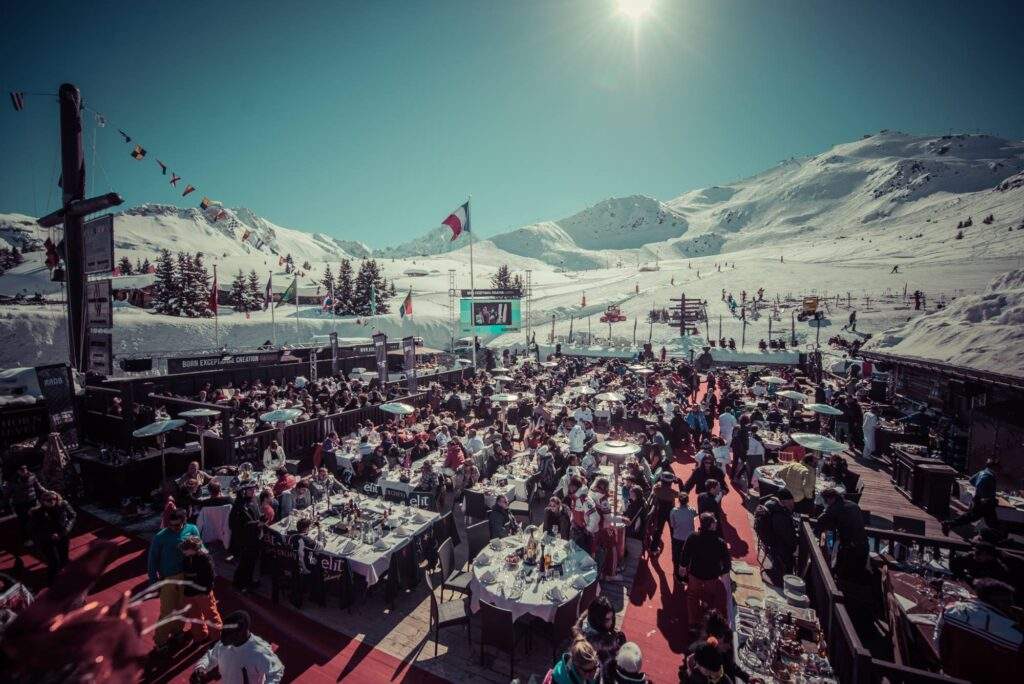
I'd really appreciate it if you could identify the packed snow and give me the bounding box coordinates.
[2,130,1022,375]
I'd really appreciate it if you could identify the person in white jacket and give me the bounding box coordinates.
[717,410,737,445]
[568,420,587,455]
[262,440,286,471]
[191,610,283,684]
[862,405,879,459]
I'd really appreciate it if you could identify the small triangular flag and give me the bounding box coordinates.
[118,129,131,143]
[94,113,106,127]
[182,185,196,197]
[131,144,146,160]
[170,173,181,187]
[157,159,167,175]
[9,92,25,111]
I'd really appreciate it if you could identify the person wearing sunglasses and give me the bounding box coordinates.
[544,636,601,684]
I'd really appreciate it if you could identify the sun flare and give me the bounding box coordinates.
[616,0,654,21]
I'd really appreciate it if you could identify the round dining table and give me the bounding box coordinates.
[469,533,598,622]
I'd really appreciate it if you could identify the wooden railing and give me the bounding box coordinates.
[798,523,976,684]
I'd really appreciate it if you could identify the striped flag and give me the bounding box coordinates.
[130,144,146,160]
[277,276,296,308]
[264,274,272,310]
[442,201,470,241]
[182,185,196,197]
[9,92,24,111]
[400,289,413,318]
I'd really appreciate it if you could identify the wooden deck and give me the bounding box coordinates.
[839,452,946,536]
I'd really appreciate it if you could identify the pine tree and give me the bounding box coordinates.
[118,256,134,275]
[152,249,178,314]
[140,257,152,273]
[192,252,213,317]
[320,264,335,299]
[246,270,263,310]
[134,258,142,273]
[302,260,312,271]
[230,269,248,311]
[284,253,294,274]
[388,280,397,297]
[351,260,374,316]
[336,259,354,314]
[491,264,512,289]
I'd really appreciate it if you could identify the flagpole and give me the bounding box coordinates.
[270,271,277,347]
[213,264,218,348]
[329,263,337,337]
[468,195,476,369]
[293,274,299,341]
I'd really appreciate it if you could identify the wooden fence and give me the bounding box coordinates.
[797,522,973,684]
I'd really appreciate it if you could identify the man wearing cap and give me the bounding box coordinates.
[774,453,817,515]
[148,507,200,649]
[229,483,263,592]
[191,610,283,683]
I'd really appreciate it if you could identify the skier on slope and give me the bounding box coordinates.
[890,265,899,274]
[845,310,857,332]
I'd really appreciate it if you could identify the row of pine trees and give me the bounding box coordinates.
[147,249,396,317]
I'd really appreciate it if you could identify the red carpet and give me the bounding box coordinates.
[619,382,758,683]
[0,513,446,684]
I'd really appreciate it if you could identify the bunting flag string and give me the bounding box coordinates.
[11,87,236,240]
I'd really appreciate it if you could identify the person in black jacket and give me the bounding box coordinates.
[683,456,728,497]
[229,482,263,592]
[180,535,223,641]
[760,489,797,585]
[729,417,750,480]
[696,480,724,535]
[29,489,76,584]
[814,488,867,582]
[680,513,731,635]
[488,495,517,539]
[6,464,44,545]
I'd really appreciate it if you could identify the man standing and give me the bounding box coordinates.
[191,610,283,684]
[814,488,868,582]
[943,459,1002,536]
[6,464,44,546]
[568,418,587,460]
[717,408,737,448]
[30,489,76,584]
[229,482,263,592]
[845,310,857,332]
[862,404,879,460]
[757,489,797,585]
[262,440,286,472]
[680,513,731,635]
[148,507,200,650]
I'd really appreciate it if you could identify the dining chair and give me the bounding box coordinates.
[424,570,472,658]
[527,593,581,661]
[438,537,472,602]
[577,578,599,617]
[478,600,526,680]
[465,520,491,565]
[464,488,489,524]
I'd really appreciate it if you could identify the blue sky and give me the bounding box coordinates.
[2,0,1022,246]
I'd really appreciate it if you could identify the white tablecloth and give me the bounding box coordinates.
[957,480,1024,524]
[467,481,518,508]
[751,465,843,506]
[268,494,439,586]
[469,534,597,622]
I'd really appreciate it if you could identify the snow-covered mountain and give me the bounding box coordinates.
[374,131,1024,268]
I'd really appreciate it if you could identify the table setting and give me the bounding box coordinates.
[268,492,439,585]
[469,529,598,622]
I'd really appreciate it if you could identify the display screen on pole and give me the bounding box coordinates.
[460,298,521,334]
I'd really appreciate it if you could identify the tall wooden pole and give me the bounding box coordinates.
[59,84,86,370]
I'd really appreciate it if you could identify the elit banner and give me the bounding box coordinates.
[402,336,417,393]
[372,333,388,384]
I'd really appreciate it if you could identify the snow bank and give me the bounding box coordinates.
[864,270,1024,379]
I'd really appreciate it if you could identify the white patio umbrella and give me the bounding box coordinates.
[540,361,559,369]
[790,432,848,454]
[492,375,514,383]
[132,419,187,481]
[380,402,416,415]
[179,408,221,470]
[776,390,807,402]
[805,403,844,416]
[575,386,597,395]
[492,393,519,403]
[761,375,787,385]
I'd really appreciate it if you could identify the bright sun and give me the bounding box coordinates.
[617,0,654,21]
